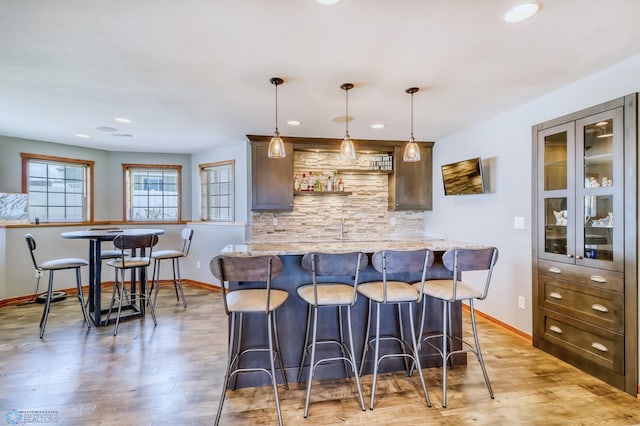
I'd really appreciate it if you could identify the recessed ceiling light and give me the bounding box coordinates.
[595,121,608,126]
[287,120,301,126]
[504,2,542,23]
[371,123,385,129]
[75,133,90,138]
[316,0,341,5]
[96,126,118,132]
[114,117,132,124]
[331,115,353,123]
[112,133,134,138]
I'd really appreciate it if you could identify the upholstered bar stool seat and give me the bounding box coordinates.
[357,281,420,302]
[226,288,289,312]
[297,283,354,305]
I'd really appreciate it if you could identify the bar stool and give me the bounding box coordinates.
[87,227,130,304]
[297,251,367,418]
[210,254,289,426]
[105,233,159,336]
[357,248,433,410]
[24,233,91,338]
[415,247,498,408]
[150,227,193,309]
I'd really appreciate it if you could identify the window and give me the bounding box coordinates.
[123,164,181,222]
[21,153,93,223]
[200,160,234,222]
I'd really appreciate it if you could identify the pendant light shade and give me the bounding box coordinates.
[340,83,356,161]
[403,87,421,162]
[268,77,286,159]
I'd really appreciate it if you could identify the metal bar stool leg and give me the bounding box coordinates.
[304,305,319,418]
[174,258,187,308]
[442,300,449,408]
[408,301,431,407]
[397,304,410,375]
[470,300,494,398]
[338,306,350,378]
[359,298,372,376]
[231,313,244,391]
[272,311,288,389]
[370,302,381,410]
[215,312,236,426]
[297,304,312,383]
[39,271,54,338]
[75,267,91,328]
[267,311,284,426]
[347,307,366,411]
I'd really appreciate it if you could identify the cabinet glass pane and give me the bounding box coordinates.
[583,119,614,188]
[583,195,614,261]
[544,197,567,255]
[544,131,568,191]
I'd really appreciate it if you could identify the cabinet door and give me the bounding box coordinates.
[389,144,432,210]
[538,122,576,264]
[575,107,624,271]
[251,141,294,211]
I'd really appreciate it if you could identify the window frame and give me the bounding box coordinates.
[21,152,94,223]
[199,160,235,223]
[122,163,182,223]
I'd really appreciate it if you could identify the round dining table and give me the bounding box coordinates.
[61,228,165,326]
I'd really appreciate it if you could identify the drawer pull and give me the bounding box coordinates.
[548,266,562,274]
[549,292,563,300]
[549,325,563,334]
[591,342,608,352]
[590,275,607,284]
[591,304,609,313]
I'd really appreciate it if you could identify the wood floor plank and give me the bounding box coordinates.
[0,284,639,425]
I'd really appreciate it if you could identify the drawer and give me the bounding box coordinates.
[539,277,623,332]
[540,309,623,374]
[538,260,623,292]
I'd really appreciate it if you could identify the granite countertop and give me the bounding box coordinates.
[220,238,484,256]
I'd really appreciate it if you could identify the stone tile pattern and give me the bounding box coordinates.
[251,151,425,241]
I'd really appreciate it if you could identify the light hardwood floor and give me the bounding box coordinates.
[1,284,639,425]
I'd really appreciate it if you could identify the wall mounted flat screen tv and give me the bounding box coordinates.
[441,157,485,195]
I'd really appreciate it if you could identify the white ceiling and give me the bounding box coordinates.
[1,0,640,154]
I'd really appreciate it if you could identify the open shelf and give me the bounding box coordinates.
[294,191,352,196]
[335,169,392,175]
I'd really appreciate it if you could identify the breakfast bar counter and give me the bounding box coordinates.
[218,238,479,388]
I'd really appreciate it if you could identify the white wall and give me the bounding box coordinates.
[427,53,640,336]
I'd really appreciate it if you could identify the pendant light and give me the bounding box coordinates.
[403,87,421,162]
[267,77,286,159]
[340,83,356,161]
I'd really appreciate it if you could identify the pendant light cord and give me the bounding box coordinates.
[345,87,349,137]
[274,82,279,134]
[410,90,414,140]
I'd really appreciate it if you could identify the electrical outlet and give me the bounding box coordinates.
[35,270,43,278]
[196,260,201,269]
[514,216,525,230]
[518,296,525,309]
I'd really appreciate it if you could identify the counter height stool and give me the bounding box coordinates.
[150,227,193,309]
[24,233,91,338]
[358,248,433,410]
[105,233,159,336]
[415,247,498,408]
[297,252,367,418]
[210,254,289,426]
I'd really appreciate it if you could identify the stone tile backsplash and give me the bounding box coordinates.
[250,151,425,241]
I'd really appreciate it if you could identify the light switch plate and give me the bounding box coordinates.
[514,216,525,230]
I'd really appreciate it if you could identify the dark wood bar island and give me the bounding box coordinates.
[218,239,481,388]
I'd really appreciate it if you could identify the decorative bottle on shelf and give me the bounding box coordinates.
[294,174,300,191]
[301,173,308,191]
[326,175,333,192]
[309,171,315,192]
[315,173,322,192]
[338,178,344,192]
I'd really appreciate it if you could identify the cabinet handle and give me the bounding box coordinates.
[548,266,562,274]
[590,275,607,283]
[591,304,609,313]
[575,255,583,259]
[591,342,608,352]
[566,254,574,259]
[549,325,563,334]
[549,292,563,300]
